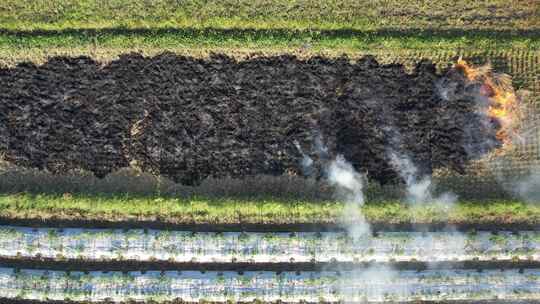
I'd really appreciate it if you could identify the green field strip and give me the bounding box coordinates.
[0,194,538,228]
[1,0,538,31]
[0,28,537,53]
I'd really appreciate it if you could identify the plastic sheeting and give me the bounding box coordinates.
[0,226,538,263]
[0,268,538,302]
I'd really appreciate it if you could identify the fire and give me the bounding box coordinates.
[453,58,521,148]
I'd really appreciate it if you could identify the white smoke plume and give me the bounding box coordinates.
[438,62,538,205]
[327,155,371,238]
[295,135,370,237]
[388,150,457,206]
[297,136,392,298]
[505,95,539,203]
[387,148,465,271]
[338,265,403,302]
[294,140,315,176]
[327,155,364,205]
[484,92,539,203]
[515,167,540,203]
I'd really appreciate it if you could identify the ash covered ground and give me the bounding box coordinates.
[0,53,500,185]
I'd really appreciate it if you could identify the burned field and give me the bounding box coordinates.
[0,53,505,185]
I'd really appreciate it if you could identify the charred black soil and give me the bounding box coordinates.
[0,53,501,185]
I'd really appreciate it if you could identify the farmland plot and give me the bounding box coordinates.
[0,4,538,300]
[0,227,538,265]
[0,268,539,302]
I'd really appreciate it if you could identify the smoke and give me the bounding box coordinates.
[388,150,457,206]
[479,90,539,203]
[338,265,403,302]
[296,131,463,300]
[435,61,505,159]
[388,149,466,271]
[504,91,539,203]
[492,154,540,204]
[296,135,369,237]
[294,140,315,176]
[514,168,540,203]
[437,61,539,205]
[386,149,465,271]
[310,146,391,298]
[326,155,370,238]
[327,156,364,205]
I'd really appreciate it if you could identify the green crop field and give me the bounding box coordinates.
[0,0,538,64]
[1,193,538,227]
[1,0,537,31]
[0,169,537,227]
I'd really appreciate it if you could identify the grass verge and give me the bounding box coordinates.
[0,193,538,227]
[1,0,537,31]
[0,28,537,51]
[0,30,537,66]
[0,1,537,64]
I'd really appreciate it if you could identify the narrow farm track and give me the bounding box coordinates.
[2,258,540,272]
[1,216,538,232]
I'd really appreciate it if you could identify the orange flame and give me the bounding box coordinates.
[453,58,520,148]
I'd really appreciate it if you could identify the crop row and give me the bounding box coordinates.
[0,268,538,303]
[0,227,538,264]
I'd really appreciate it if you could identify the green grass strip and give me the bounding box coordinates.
[0,193,538,226]
[0,28,537,52]
[1,0,538,31]
[1,0,537,63]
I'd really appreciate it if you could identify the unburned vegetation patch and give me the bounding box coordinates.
[0,53,500,185]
